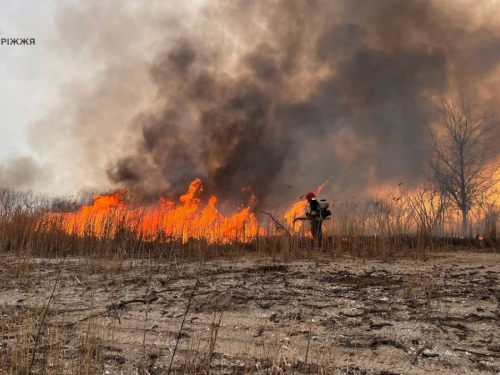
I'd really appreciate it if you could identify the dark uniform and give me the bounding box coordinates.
[307,198,323,245]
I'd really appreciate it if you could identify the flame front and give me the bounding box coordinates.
[36,179,259,244]
[284,200,308,231]
[284,179,332,232]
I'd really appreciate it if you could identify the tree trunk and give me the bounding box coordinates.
[489,212,497,242]
[461,208,468,238]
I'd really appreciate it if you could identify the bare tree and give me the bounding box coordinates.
[400,182,450,239]
[428,93,500,236]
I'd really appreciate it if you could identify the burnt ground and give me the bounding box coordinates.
[1,252,500,374]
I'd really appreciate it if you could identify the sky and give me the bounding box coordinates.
[0,0,200,158]
[0,0,59,157]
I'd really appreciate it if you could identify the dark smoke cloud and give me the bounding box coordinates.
[35,0,500,205]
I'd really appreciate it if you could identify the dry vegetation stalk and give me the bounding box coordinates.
[28,253,67,373]
[167,279,199,375]
[206,311,224,373]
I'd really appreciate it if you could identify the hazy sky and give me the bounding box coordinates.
[0,0,204,162]
[0,0,58,158]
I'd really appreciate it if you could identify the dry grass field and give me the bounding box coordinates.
[1,250,500,374]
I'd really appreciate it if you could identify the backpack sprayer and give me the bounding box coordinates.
[293,197,332,222]
[318,199,332,220]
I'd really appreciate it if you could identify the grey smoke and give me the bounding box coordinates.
[34,0,500,205]
[0,157,49,191]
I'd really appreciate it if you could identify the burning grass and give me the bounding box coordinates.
[1,179,499,264]
[36,179,260,244]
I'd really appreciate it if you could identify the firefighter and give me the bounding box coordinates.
[305,192,323,245]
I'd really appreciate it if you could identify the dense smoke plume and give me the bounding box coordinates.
[31,0,500,206]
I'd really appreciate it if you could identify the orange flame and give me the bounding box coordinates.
[284,178,332,232]
[316,175,333,196]
[36,179,259,244]
[284,200,308,231]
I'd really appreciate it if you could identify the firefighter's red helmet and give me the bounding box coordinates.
[305,192,316,202]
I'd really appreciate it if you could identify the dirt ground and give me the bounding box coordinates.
[1,251,500,374]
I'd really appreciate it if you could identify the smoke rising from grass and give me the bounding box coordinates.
[32,0,500,205]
